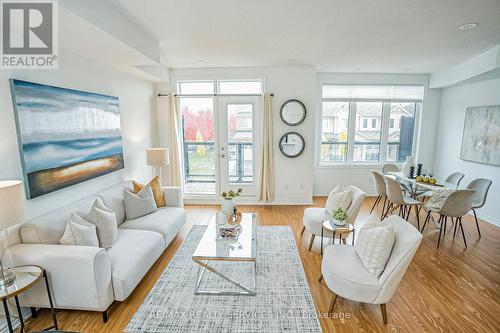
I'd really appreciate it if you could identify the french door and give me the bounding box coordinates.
[180,95,260,198]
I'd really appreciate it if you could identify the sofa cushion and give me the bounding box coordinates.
[59,213,99,247]
[107,229,164,301]
[124,185,158,220]
[96,181,133,225]
[21,196,98,244]
[119,207,185,248]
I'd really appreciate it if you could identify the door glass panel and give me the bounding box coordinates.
[180,97,216,194]
[227,104,253,183]
[353,102,382,162]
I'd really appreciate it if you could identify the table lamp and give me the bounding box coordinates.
[146,148,170,185]
[0,180,25,287]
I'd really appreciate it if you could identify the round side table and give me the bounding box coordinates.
[320,220,355,255]
[0,265,58,333]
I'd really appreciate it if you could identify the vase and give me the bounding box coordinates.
[402,156,415,178]
[221,198,235,216]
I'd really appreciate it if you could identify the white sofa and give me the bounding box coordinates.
[3,181,185,321]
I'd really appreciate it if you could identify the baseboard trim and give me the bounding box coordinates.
[469,211,500,227]
[184,198,313,206]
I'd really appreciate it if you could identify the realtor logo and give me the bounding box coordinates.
[1,0,58,68]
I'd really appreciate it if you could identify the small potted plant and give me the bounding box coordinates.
[221,188,242,215]
[331,207,349,226]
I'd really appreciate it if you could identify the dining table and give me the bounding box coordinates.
[384,172,461,227]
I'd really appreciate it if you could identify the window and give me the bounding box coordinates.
[219,80,262,94]
[319,85,423,165]
[177,81,214,95]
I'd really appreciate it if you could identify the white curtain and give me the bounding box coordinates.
[166,95,183,187]
[258,93,275,202]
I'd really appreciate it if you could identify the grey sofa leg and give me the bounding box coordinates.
[102,310,108,323]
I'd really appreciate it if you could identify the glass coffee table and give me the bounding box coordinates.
[192,213,257,296]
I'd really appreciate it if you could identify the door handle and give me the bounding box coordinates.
[220,153,226,158]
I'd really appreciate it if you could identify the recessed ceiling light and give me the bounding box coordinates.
[458,23,478,30]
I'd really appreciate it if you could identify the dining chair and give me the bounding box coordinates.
[302,186,366,251]
[382,164,399,174]
[420,189,475,248]
[383,176,423,229]
[370,171,387,219]
[466,178,492,238]
[445,172,465,186]
[320,215,422,324]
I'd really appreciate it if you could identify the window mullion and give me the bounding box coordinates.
[380,102,391,164]
[346,102,356,163]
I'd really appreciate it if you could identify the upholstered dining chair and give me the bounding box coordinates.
[382,164,399,174]
[301,186,366,251]
[383,176,423,229]
[466,178,492,238]
[420,189,475,248]
[320,215,422,324]
[445,172,465,186]
[370,171,387,219]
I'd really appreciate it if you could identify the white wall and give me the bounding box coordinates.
[0,49,156,221]
[433,77,500,225]
[167,66,317,204]
[313,73,442,196]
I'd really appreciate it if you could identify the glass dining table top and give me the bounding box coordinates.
[385,172,459,196]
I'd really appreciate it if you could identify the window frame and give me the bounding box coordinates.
[318,84,423,167]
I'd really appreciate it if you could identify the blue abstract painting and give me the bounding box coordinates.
[10,79,124,198]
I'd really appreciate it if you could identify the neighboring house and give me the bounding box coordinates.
[322,102,415,162]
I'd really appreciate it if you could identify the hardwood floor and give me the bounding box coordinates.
[23,197,500,332]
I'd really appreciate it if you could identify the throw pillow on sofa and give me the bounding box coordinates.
[59,213,99,247]
[355,219,395,278]
[325,185,352,215]
[124,184,158,220]
[87,198,118,249]
[133,176,166,207]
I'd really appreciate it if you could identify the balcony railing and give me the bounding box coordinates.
[183,141,253,183]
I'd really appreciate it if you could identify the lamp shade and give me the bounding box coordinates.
[146,148,170,166]
[0,180,25,228]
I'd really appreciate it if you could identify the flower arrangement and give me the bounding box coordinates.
[221,188,243,200]
[332,207,348,222]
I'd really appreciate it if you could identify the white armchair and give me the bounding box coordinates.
[301,185,365,251]
[320,215,422,324]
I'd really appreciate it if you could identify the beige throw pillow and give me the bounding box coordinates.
[59,213,99,247]
[87,198,118,249]
[355,221,395,278]
[325,185,352,215]
[124,184,158,220]
[325,184,344,214]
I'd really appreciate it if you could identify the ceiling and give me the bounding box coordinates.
[112,0,500,73]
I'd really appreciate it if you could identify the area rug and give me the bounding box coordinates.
[125,225,322,333]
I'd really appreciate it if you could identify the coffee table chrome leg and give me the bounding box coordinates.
[14,296,24,333]
[2,298,13,333]
[193,259,256,296]
[43,269,58,330]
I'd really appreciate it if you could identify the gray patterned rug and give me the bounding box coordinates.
[125,225,322,333]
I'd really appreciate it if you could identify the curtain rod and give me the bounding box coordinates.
[157,93,274,97]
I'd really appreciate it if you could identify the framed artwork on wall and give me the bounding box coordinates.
[10,79,124,198]
[460,105,500,167]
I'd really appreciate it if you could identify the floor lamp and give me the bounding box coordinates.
[0,180,25,288]
[146,148,170,185]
